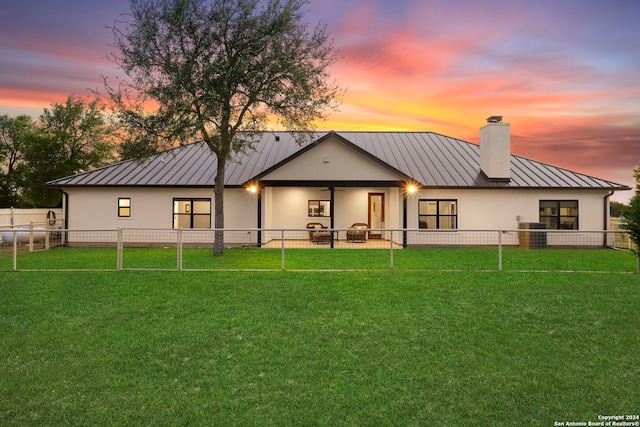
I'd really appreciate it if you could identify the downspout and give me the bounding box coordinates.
[603,190,614,248]
[62,190,69,247]
[62,190,69,229]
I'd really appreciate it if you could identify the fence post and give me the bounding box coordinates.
[12,230,17,271]
[29,222,34,253]
[281,230,285,271]
[390,230,394,271]
[177,229,182,271]
[117,228,123,270]
[45,222,50,250]
[498,231,503,271]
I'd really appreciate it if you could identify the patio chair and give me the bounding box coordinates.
[306,222,331,244]
[346,223,368,243]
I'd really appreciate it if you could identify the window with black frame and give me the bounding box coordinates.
[173,198,211,228]
[539,200,578,230]
[118,198,131,217]
[308,200,330,217]
[418,199,457,229]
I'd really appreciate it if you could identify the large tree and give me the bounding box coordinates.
[0,115,34,207]
[106,0,341,255]
[625,165,640,272]
[610,201,628,218]
[20,96,115,207]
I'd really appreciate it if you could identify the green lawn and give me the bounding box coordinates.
[1,270,638,426]
[1,246,637,272]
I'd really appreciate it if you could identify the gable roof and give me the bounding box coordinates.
[252,132,414,183]
[46,131,630,190]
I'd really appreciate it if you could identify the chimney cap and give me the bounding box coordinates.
[486,116,503,123]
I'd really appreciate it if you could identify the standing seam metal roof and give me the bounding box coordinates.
[46,131,630,190]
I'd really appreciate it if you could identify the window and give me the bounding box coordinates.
[418,200,457,229]
[173,198,211,228]
[118,198,131,217]
[308,200,330,217]
[539,200,578,230]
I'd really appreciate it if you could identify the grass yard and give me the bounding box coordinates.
[1,270,638,426]
[1,246,637,272]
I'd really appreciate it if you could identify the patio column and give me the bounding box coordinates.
[257,187,262,246]
[402,191,408,248]
[330,186,335,248]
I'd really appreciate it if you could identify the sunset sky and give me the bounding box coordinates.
[1,0,638,202]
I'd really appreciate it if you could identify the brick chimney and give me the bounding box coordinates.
[480,116,511,181]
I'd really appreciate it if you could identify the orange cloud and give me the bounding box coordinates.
[0,88,71,110]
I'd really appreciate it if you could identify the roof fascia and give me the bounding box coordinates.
[260,180,405,188]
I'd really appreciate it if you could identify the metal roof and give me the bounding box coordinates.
[46,131,630,190]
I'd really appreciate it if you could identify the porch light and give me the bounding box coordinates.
[247,184,258,194]
[407,184,417,194]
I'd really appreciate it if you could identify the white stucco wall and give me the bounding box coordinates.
[65,187,258,230]
[404,188,610,230]
[64,185,611,247]
[64,187,258,245]
[404,188,611,246]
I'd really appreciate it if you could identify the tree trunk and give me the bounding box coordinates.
[213,154,225,256]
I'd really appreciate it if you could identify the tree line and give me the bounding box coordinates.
[0,95,142,208]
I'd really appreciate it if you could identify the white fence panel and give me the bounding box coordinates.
[0,208,64,228]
